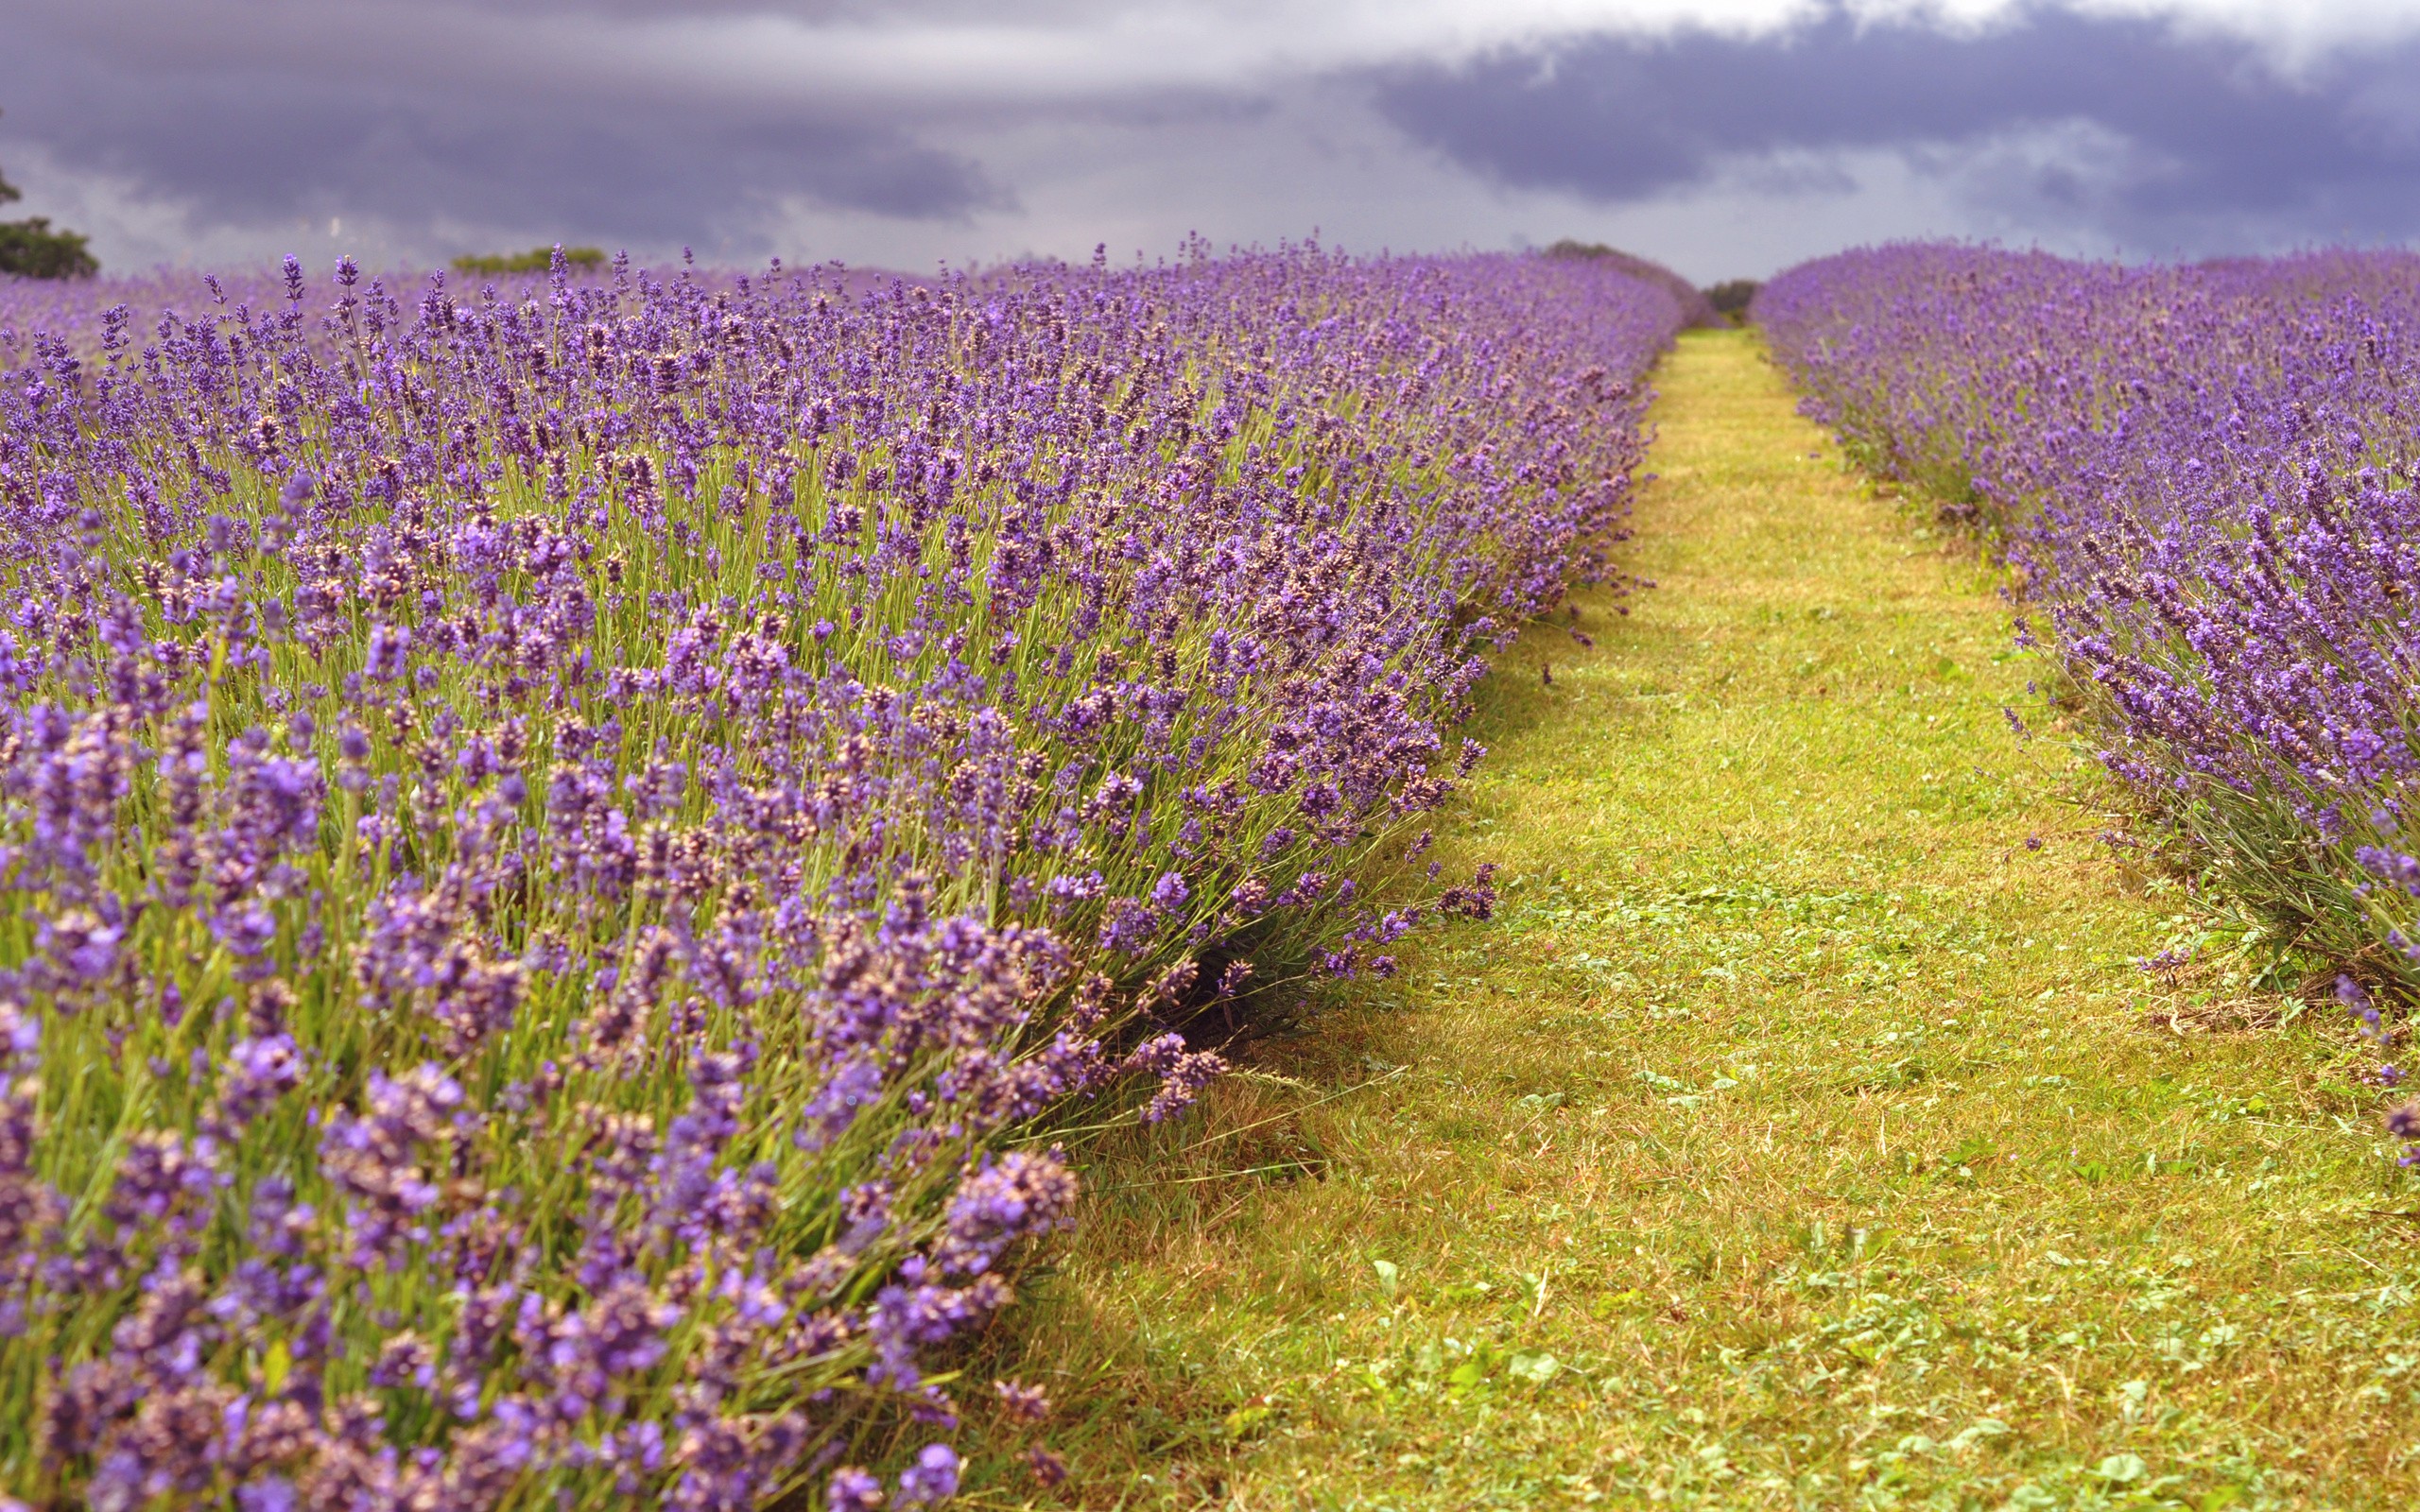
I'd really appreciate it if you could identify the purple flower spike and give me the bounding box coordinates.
[893,1443,959,1507]
[935,1150,1080,1276]
[829,1468,885,1512]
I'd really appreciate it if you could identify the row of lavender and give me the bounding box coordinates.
[0,247,1682,1508]
[1756,244,2420,1024]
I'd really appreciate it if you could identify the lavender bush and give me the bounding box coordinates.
[1757,243,2420,1023]
[0,243,1679,1507]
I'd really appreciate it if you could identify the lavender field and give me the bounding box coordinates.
[1761,247,2420,1081]
[0,248,1681,1508]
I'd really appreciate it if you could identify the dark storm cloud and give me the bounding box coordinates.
[0,0,997,251]
[15,0,2420,274]
[1370,6,2420,241]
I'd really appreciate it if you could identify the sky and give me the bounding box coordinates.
[9,0,2420,283]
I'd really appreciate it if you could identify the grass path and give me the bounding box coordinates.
[975,330,2420,1510]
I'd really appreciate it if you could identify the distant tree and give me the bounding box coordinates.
[0,119,99,279]
[0,217,98,280]
[1703,279,1761,324]
[453,246,608,276]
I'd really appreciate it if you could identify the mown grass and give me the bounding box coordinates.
[959,329,2420,1510]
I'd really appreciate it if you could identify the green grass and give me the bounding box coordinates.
[961,330,2420,1510]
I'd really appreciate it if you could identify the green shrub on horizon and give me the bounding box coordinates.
[451,244,609,275]
[1704,278,1760,323]
[0,156,98,279]
[0,215,96,279]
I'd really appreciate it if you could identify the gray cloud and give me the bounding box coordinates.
[1369,6,2420,246]
[8,0,2420,277]
[0,0,1000,259]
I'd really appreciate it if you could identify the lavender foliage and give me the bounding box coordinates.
[0,243,1678,1504]
[1758,242,2420,1080]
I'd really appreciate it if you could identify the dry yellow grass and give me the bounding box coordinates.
[960,330,2420,1510]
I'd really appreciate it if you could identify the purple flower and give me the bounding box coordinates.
[829,1469,885,1512]
[364,623,412,682]
[103,1131,220,1232]
[209,904,280,960]
[1119,1033,1228,1123]
[893,1444,959,1507]
[797,1055,885,1152]
[318,1064,468,1263]
[217,1033,302,1128]
[37,907,121,988]
[1096,897,1160,956]
[1024,1446,1067,1487]
[236,1479,300,1512]
[934,1150,1080,1276]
